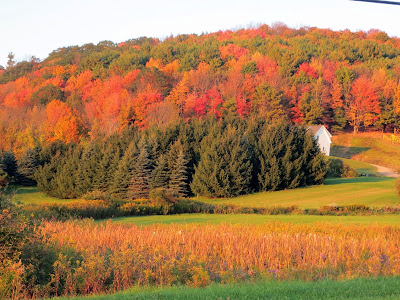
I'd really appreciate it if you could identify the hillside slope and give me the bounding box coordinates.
[332,133,400,172]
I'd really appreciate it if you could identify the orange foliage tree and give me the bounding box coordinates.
[348,76,381,133]
[45,100,81,144]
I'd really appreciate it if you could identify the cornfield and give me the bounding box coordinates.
[28,220,400,297]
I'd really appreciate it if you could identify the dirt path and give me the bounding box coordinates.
[371,164,400,178]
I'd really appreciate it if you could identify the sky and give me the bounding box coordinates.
[1,0,400,67]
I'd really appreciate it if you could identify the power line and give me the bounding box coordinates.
[352,0,400,5]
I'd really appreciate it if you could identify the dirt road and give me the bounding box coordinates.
[371,164,400,178]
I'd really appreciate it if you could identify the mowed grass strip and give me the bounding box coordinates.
[196,177,398,209]
[112,213,400,226]
[55,276,400,300]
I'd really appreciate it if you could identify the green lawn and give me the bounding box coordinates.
[7,176,399,209]
[111,213,400,226]
[6,186,74,204]
[196,177,398,209]
[53,276,400,300]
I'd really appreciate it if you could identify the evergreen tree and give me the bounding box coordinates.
[332,107,347,132]
[1,152,18,180]
[253,83,286,121]
[191,127,252,197]
[17,149,39,186]
[35,164,56,194]
[127,140,153,199]
[53,147,82,198]
[93,142,121,192]
[169,148,189,197]
[75,143,102,195]
[109,141,139,199]
[257,122,327,191]
[150,154,169,190]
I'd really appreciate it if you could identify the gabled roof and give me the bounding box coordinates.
[307,125,332,138]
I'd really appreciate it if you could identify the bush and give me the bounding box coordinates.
[172,200,215,214]
[20,238,58,295]
[327,158,359,178]
[119,202,163,216]
[81,190,112,201]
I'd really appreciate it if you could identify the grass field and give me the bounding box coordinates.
[6,186,75,204]
[8,175,399,209]
[55,276,400,300]
[332,133,400,172]
[112,213,400,226]
[197,177,399,209]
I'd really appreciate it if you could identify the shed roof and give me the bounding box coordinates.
[307,125,332,138]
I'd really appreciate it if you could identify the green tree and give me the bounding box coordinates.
[253,83,286,121]
[53,147,81,198]
[191,127,252,197]
[1,152,18,180]
[7,52,15,68]
[150,154,169,190]
[127,140,153,199]
[110,141,139,199]
[75,143,102,195]
[92,143,121,192]
[258,123,327,191]
[17,149,39,186]
[31,84,64,106]
[169,148,189,197]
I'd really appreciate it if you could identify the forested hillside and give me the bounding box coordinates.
[2,24,400,158]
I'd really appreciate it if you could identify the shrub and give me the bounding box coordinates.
[327,158,359,178]
[119,202,162,216]
[172,199,215,214]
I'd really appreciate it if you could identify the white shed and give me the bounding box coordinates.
[307,125,332,156]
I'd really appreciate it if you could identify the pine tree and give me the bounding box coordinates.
[191,127,252,197]
[253,83,286,121]
[75,143,102,195]
[150,154,169,190]
[109,141,139,199]
[127,140,153,199]
[2,152,18,181]
[258,122,327,192]
[169,148,189,197]
[258,127,284,191]
[53,148,81,198]
[93,142,121,192]
[17,149,39,186]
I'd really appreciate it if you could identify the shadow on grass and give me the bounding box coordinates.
[325,176,393,185]
[5,185,38,195]
[331,145,370,159]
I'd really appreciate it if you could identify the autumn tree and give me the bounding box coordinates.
[348,76,380,133]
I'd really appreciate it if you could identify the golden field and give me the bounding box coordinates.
[23,220,400,297]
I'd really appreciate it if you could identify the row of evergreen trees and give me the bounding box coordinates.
[13,118,327,199]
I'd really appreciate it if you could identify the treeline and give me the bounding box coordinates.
[3,25,400,156]
[22,118,327,199]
